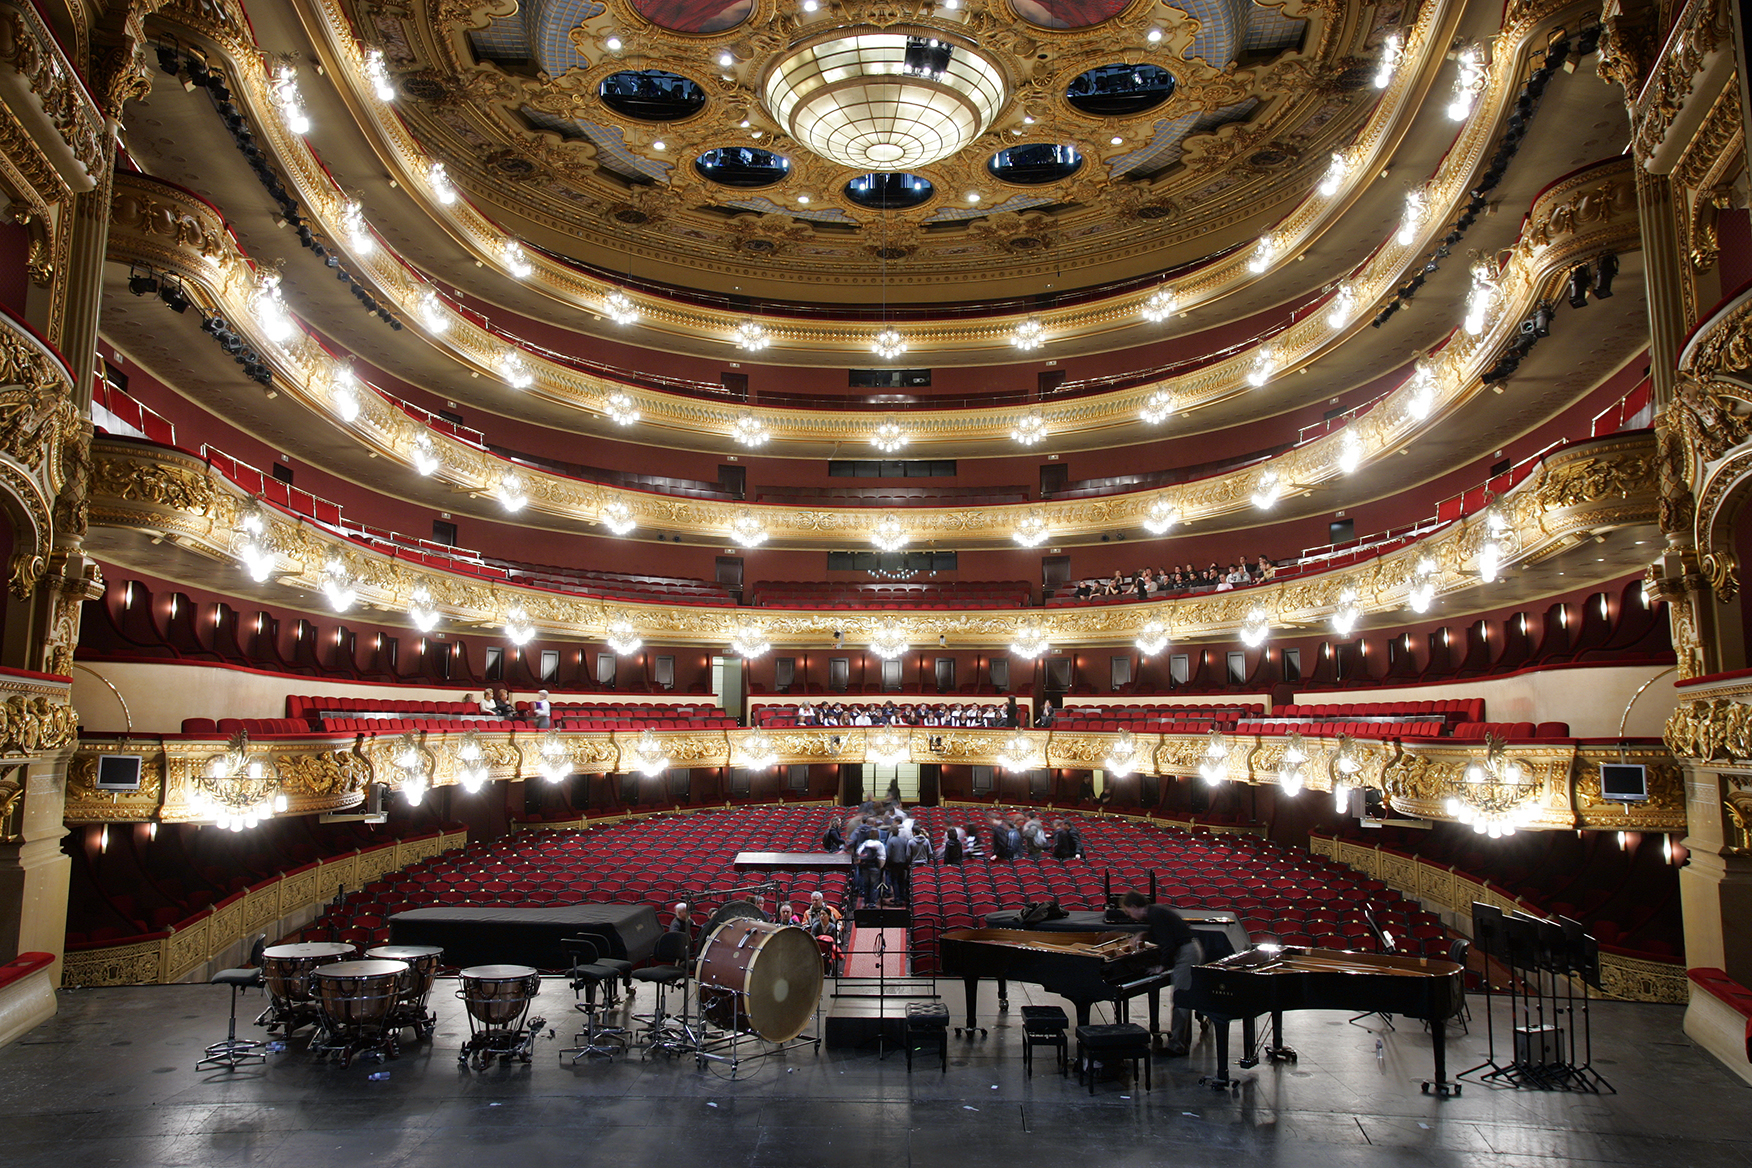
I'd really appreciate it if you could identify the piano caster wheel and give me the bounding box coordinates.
[997,999,1009,1013]
[1266,1046,1297,1063]
[955,1026,988,1039]
[1199,1075,1241,1092]
[1421,1081,1460,1097]
[1238,1057,1259,1070]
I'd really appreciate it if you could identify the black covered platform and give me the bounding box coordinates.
[387,903,661,970]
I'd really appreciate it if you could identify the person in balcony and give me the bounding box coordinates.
[1256,555,1277,581]
[532,690,552,729]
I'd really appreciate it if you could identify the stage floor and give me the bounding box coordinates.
[0,978,1745,1168]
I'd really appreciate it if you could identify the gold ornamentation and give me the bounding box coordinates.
[275,750,372,799]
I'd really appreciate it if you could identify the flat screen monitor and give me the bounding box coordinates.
[1599,763,1648,802]
[95,754,143,792]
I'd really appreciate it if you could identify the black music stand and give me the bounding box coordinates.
[1558,916,1614,1093]
[1459,903,1510,1083]
[1348,903,1398,1031]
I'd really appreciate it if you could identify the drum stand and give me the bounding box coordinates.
[693,993,823,1079]
[309,1018,400,1068]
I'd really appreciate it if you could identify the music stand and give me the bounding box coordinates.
[1558,916,1614,1093]
[1347,903,1398,1031]
[1459,903,1509,1082]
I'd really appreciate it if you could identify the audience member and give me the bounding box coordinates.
[1065,554,1284,604]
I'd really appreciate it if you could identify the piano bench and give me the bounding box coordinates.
[1021,1006,1070,1078]
[905,1003,950,1074]
[1075,1023,1151,1095]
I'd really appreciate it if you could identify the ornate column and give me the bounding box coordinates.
[1637,168,1691,410]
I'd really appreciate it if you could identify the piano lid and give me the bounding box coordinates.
[1206,945,1463,977]
[942,927,1151,960]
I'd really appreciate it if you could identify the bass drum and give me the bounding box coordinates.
[694,919,822,1043]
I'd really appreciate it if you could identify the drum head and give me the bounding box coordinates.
[696,920,821,1043]
[317,960,408,979]
[264,942,353,960]
[366,946,443,963]
[702,899,769,935]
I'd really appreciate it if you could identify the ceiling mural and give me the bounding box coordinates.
[339,0,1417,302]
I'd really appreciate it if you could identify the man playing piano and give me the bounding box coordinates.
[1122,891,1201,1056]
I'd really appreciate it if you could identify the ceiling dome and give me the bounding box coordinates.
[762,30,1008,170]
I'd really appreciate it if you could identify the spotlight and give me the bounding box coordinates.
[1567,266,1593,309]
[155,44,180,75]
[201,314,225,336]
[127,269,158,296]
[1532,303,1553,337]
[1594,253,1617,298]
[159,281,189,313]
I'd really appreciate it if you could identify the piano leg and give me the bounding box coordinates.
[1199,1018,1242,1091]
[1237,1016,1259,1069]
[997,977,1010,1012]
[1421,1019,1460,1096]
[955,976,987,1038]
[1265,1009,1298,1063]
[1147,987,1162,1038]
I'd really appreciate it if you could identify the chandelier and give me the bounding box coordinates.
[1246,345,1278,387]
[739,732,779,770]
[503,605,535,646]
[234,499,277,583]
[456,730,490,793]
[871,326,909,360]
[1010,318,1046,351]
[1010,625,1050,659]
[340,200,374,255]
[997,731,1039,773]
[1325,284,1356,329]
[605,391,641,425]
[1446,43,1488,121]
[269,63,310,134]
[763,31,1007,170]
[731,412,770,447]
[1317,150,1349,197]
[253,272,294,345]
[870,514,910,552]
[1478,508,1510,582]
[728,511,769,548]
[1407,356,1438,419]
[731,624,771,658]
[1247,235,1277,273]
[1012,510,1050,547]
[1240,608,1271,647]
[1396,187,1429,246]
[1197,729,1229,785]
[428,160,457,204]
[1445,734,1537,836]
[331,367,362,422]
[1374,33,1403,89]
[1330,733,1364,812]
[1331,587,1363,635]
[1103,731,1141,779]
[1140,389,1175,424]
[392,731,434,805]
[320,557,357,612]
[1408,556,1439,613]
[502,239,533,278]
[1276,731,1309,796]
[600,501,636,535]
[1141,287,1177,323]
[869,621,910,660]
[407,584,439,632]
[734,319,771,351]
[1250,470,1281,509]
[606,619,642,656]
[1011,411,1048,446]
[418,290,449,333]
[867,726,910,766]
[1143,498,1180,534]
[191,731,286,830]
[535,729,574,783]
[499,351,533,389]
[1135,619,1169,656]
[497,473,528,512]
[602,289,640,326]
[410,432,440,476]
[1464,260,1498,335]
[627,727,671,777]
[871,418,909,453]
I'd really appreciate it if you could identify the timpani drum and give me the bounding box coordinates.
[456,965,544,1069]
[367,945,443,1038]
[261,942,353,1029]
[312,959,407,1066]
[694,919,823,1043]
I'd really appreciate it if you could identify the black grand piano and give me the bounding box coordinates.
[1181,945,1467,1094]
[939,927,1170,1034]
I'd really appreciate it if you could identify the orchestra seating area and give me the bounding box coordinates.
[272,807,1451,971]
[1048,704,1262,732]
[749,580,1032,608]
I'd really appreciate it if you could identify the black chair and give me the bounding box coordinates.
[196,934,267,1071]
[559,936,625,1061]
[1075,1022,1151,1094]
[904,1002,949,1072]
[630,931,693,1054]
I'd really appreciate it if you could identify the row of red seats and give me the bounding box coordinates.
[1234,719,1448,738]
[178,717,309,736]
[1274,699,1483,721]
[1454,720,1572,740]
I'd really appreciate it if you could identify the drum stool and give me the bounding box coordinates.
[630,932,694,1056]
[195,934,267,1072]
[1075,1023,1152,1094]
[1020,1005,1069,1078]
[559,937,626,1062]
[904,1003,950,1073]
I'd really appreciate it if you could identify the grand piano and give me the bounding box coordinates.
[939,927,1169,1034]
[1181,945,1467,1094]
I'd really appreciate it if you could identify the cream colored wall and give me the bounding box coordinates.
[70,662,710,734]
[1296,663,1678,738]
